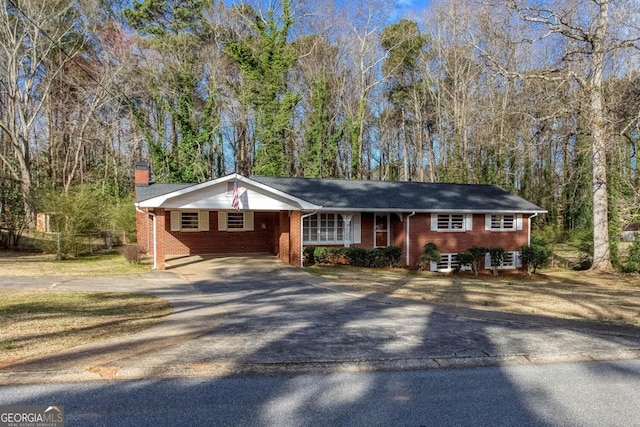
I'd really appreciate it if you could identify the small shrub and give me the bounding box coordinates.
[122,244,146,264]
[418,243,440,271]
[626,239,640,272]
[303,246,316,265]
[370,246,402,268]
[344,247,372,266]
[487,247,506,276]
[520,237,553,275]
[457,246,486,276]
[307,246,401,268]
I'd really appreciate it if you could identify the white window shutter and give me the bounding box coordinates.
[465,214,473,231]
[244,212,254,231]
[485,214,492,230]
[170,211,180,231]
[484,252,491,269]
[218,211,227,231]
[430,260,437,271]
[516,251,523,267]
[199,211,210,231]
[430,214,438,231]
[353,214,362,243]
[516,214,523,230]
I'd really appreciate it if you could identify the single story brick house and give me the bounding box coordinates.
[134,162,546,271]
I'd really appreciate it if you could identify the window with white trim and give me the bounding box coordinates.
[431,213,472,232]
[227,212,244,229]
[303,213,361,244]
[170,210,210,232]
[437,253,459,271]
[486,214,522,231]
[217,211,254,231]
[181,212,199,230]
[484,251,520,269]
[491,214,515,230]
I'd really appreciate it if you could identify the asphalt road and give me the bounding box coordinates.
[2,359,640,426]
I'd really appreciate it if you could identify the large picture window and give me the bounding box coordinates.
[303,213,360,244]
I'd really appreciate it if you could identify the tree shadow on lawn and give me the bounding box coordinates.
[3,256,640,425]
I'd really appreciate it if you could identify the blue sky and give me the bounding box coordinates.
[394,0,431,15]
[388,0,432,22]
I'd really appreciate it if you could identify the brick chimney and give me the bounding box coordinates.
[135,161,151,186]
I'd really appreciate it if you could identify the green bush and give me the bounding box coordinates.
[520,237,553,275]
[487,247,506,276]
[345,247,371,266]
[625,239,640,272]
[36,186,136,258]
[305,246,402,268]
[456,246,486,276]
[369,246,402,268]
[418,243,440,271]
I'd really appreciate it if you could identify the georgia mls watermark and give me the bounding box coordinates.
[0,406,64,427]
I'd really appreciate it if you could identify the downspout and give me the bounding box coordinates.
[528,213,538,245]
[406,212,416,267]
[136,205,157,270]
[300,211,318,267]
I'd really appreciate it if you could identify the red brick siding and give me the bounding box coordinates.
[135,209,152,252]
[160,211,279,257]
[279,211,290,264]
[134,168,150,186]
[289,211,302,267]
[301,213,529,270]
[406,213,529,269]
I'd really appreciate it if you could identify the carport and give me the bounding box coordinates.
[134,163,314,270]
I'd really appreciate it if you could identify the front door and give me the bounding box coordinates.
[375,213,389,247]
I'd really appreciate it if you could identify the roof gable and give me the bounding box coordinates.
[135,174,320,210]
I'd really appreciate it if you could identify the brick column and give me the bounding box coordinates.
[289,210,302,267]
[278,211,290,264]
[155,208,166,270]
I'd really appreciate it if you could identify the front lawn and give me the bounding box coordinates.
[0,251,150,277]
[0,290,172,365]
[307,265,640,327]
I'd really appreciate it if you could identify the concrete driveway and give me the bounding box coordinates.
[1,255,640,383]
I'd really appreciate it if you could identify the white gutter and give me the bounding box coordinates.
[528,213,538,245]
[300,210,318,267]
[406,212,416,267]
[136,205,157,270]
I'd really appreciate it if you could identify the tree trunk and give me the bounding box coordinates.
[589,1,613,272]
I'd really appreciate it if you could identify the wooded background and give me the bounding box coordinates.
[1,0,639,270]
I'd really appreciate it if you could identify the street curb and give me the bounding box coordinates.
[2,348,639,385]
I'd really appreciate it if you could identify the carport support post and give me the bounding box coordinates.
[290,210,302,267]
[155,208,166,270]
[341,214,352,248]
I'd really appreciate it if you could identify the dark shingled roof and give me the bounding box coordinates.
[135,176,545,212]
[251,176,544,212]
[136,183,192,202]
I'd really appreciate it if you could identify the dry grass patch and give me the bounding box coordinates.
[307,265,640,327]
[0,251,151,277]
[0,290,172,365]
